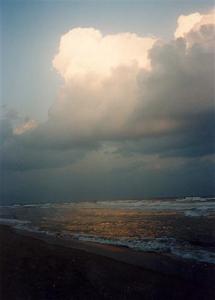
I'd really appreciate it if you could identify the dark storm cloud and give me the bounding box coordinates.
[1,26,214,170]
[118,110,214,158]
[2,35,214,156]
[0,118,13,143]
[0,15,214,202]
[0,121,98,171]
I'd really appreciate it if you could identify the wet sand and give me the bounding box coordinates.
[0,225,214,300]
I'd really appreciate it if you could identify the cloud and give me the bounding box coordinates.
[2,10,214,156]
[53,28,156,83]
[0,118,13,143]
[1,10,215,202]
[48,11,215,145]
[174,12,203,38]
[174,10,215,47]
[13,119,38,135]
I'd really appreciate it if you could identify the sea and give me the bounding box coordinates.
[0,197,215,264]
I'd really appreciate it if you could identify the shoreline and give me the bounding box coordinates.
[6,225,215,285]
[1,224,215,299]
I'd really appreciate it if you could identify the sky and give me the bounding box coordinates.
[0,0,215,204]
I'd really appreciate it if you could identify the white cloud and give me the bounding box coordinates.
[13,119,38,135]
[174,10,215,45]
[1,10,215,202]
[175,12,202,38]
[1,10,214,174]
[48,11,214,143]
[53,28,156,83]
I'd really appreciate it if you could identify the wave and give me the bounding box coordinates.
[1,217,214,265]
[1,198,215,218]
[95,199,215,217]
[0,218,30,225]
[184,208,211,217]
[0,218,56,236]
[71,234,215,265]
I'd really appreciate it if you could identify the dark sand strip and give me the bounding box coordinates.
[14,224,215,286]
[0,225,214,300]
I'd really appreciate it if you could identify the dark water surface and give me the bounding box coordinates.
[0,197,215,264]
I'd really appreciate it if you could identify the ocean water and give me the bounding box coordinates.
[0,197,215,264]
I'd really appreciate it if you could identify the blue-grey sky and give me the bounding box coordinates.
[2,0,213,120]
[1,0,214,204]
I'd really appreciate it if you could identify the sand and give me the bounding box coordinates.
[0,225,214,300]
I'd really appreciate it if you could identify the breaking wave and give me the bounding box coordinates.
[0,217,214,265]
[0,197,214,217]
[71,234,215,264]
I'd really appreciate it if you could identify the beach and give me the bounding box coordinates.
[0,224,214,300]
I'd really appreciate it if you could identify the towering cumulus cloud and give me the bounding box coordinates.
[1,10,215,202]
[49,29,157,140]
[49,10,214,142]
[175,10,214,38]
[53,28,156,82]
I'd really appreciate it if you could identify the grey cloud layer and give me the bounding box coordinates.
[1,17,214,202]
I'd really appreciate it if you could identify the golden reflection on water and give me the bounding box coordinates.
[0,204,214,243]
[40,208,190,239]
